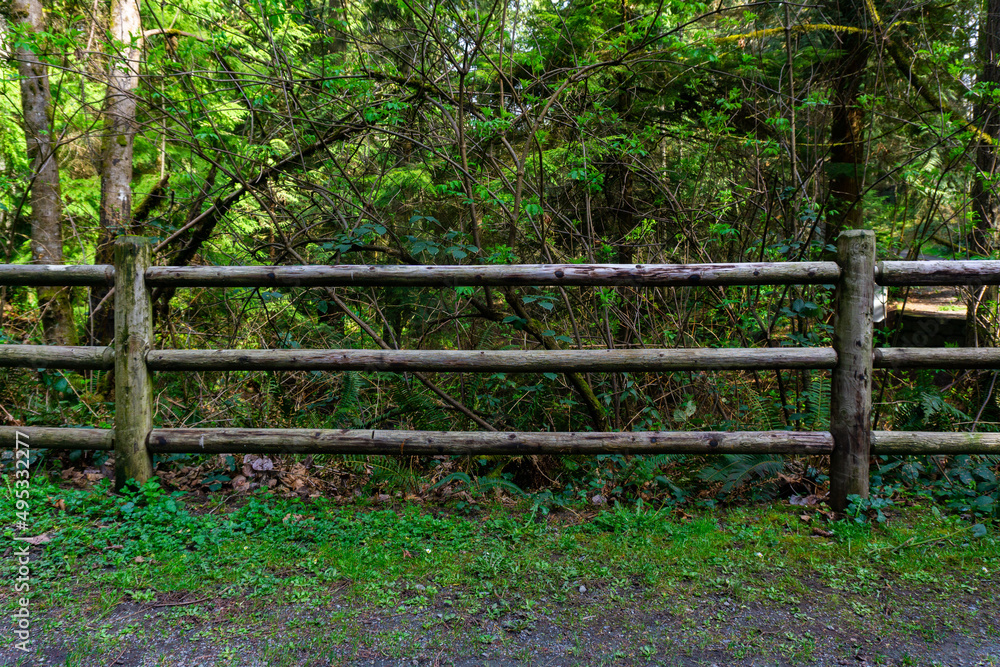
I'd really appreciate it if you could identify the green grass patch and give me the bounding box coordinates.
[2,477,999,665]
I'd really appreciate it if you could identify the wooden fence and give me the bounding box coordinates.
[2,230,1000,510]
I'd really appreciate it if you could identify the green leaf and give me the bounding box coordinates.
[972,495,994,510]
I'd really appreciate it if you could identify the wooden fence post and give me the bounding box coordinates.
[114,236,154,490]
[829,229,876,511]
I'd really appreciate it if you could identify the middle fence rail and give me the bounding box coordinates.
[3,229,1000,510]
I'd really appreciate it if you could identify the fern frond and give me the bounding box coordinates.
[698,454,785,496]
[332,372,361,428]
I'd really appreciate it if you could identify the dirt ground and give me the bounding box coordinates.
[2,578,998,666]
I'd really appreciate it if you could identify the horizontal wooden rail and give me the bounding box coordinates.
[0,426,113,450]
[6,426,998,455]
[0,345,114,370]
[6,260,1000,289]
[146,429,834,454]
[1,427,832,454]
[145,347,838,372]
[9,345,1000,373]
[144,262,841,288]
[0,264,113,286]
[872,432,1000,454]
[874,348,1000,369]
[879,260,1000,285]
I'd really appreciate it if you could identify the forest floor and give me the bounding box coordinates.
[0,477,998,667]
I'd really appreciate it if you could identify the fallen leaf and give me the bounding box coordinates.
[15,533,53,546]
[812,527,834,538]
[251,456,274,472]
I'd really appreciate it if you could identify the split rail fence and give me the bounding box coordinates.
[2,230,1000,509]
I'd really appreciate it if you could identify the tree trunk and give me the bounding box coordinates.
[968,0,1000,356]
[826,26,871,242]
[90,0,142,345]
[11,0,77,345]
[971,0,1000,258]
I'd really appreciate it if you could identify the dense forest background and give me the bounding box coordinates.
[2,0,1000,505]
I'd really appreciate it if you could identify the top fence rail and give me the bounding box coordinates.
[5,260,1000,288]
[0,262,837,287]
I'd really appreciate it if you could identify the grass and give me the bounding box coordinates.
[1,476,999,665]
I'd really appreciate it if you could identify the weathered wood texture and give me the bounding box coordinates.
[0,264,114,286]
[12,345,1000,374]
[7,426,1000,456]
[873,431,1000,454]
[830,230,876,511]
[144,262,841,288]
[0,426,114,450]
[114,238,154,488]
[146,347,838,372]
[0,345,113,370]
[874,348,1000,369]
[147,429,834,455]
[6,260,1000,289]
[15,345,1000,374]
[879,260,1000,285]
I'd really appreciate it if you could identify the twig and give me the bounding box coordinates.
[972,371,999,433]
[152,596,210,608]
[878,526,972,552]
[108,645,128,665]
[113,596,211,623]
[326,290,497,431]
[280,245,498,431]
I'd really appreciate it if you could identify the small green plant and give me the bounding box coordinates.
[845,493,893,524]
[583,499,673,535]
[431,471,526,499]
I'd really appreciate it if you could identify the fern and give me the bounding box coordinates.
[618,454,681,488]
[892,381,971,431]
[332,372,361,428]
[800,374,831,430]
[431,471,526,498]
[340,454,422,492]
[744,390,781,430]
[698,454,785,499]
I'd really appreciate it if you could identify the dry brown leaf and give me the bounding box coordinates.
[251,456,274,472]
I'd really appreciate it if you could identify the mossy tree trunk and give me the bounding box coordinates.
[91,0,143,345]
[11,0,77,345]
